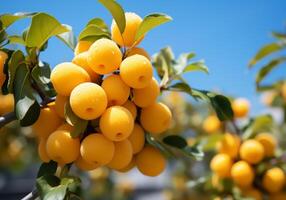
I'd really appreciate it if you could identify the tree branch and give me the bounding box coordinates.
[0,112,17,127]
[21,189,38,200]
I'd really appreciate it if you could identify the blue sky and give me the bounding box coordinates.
[1,0,286,114]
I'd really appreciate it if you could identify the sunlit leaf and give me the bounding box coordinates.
[8,35,25,45]
[0,12,36,28]
[26,13,68,48]
[249,42,286,67]
[135,13,172,41]
[183,60,209,74]
[256,57,286,85]
[56,24,77,50]
[98,0,126,33]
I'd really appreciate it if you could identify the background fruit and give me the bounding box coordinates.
[232,98,250,118]
[140,102,172,134]
[101,74,130,106]
[202,115,221,134]
[46,130,80,165]
[0,94,14,115]
[132,77,160,107]
[239,139,264,164]
[70,82,107,120]
[210,153,232,178]
[100,106,134,141]
[32,104,62,138]
[87,38,122,75]
[38,138,50,163]
[80,134,115,165]
[262,167,285,193]
[54,95,68,118]
[255,133,277,157]
[241,188,262,200]
[231,161,254,187]
[122,100,137,120]
[136,146,166,177]
[107,140,133,170]
[51,62,90,96]
[128,123,145,154]
[111,12,143,47]
[120,55,153,89]
[75,156,100,171]
[217,133,240,159]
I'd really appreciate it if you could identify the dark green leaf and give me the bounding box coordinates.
[98,0,126,34]
[64,102,87,138]
[26,13,69,48]
[8,35,26,45]
[169,82,192,94]
[7,50,25,93]
[249,42,286,67]
[37,161,58,178]
[208,94,234,121]
[163,135,188,149]
[78,24,110,42]
[0,12,36,28]
[56,24,77,50]
[135,13,172,41]
[183,61,209,74]
[31,61,56,98]
[13,63,41,126]
[256,57,286,85]
[86,18,109,30]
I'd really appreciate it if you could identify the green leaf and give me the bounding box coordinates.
[272,32,286,42]
[174,52,196,74]
[242,115,273,140]
[56,24,77,50]
[8,35,26,45]
[135,13,172,41]
[163,135,188,148]
[183,61,209,74]
[64,102,87,138]
[208,93,234,121]
[255,57,286,85]
[98,0,126,34]
[37,175,61,196]
[78,24,110,42]
[37,161,58,178]
[7,50,25,93]
[61,176,81,193]
[31,61,56,98]
[200,134,224,151]
[169,82,192,94]
[26,13,69,48]
[0,12,36,28]
[86,17,109,30]
[13,63,41,126]
[249,42,286,67]
[44,185,67,200]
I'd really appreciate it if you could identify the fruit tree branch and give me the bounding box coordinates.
[0,112,17,128]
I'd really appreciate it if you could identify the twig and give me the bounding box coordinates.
[21,189,38,200]
[0,112,17,128]
[230,120,241,135]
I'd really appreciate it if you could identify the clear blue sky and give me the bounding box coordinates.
[1,0,286,114]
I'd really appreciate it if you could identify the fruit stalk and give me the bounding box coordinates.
[0,111,17,127]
